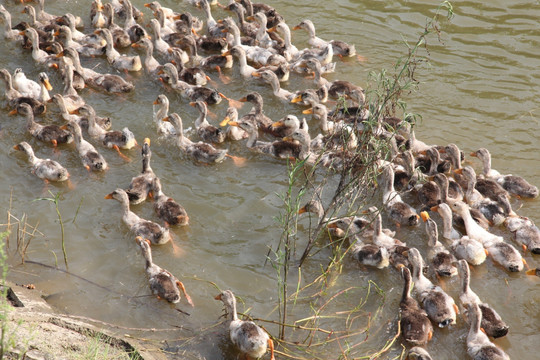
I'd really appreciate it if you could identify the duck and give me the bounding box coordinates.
[51,94,111,132]
[419,147,451,176]
[74,105,137,159]
[125,138,156,205]
[168,48,210,86]
[451,201,524,272]
[192,101,225,144]
[229,119,301,159]
[15,103,73,147]
[56,13,103,47]
[96,28,142,72]
[90,0,107,28]
[215,290,275,360]
[225,45,257,78]
[466,303,510,360]
[269,114,300,138]
[103,3,131,48]
[416,179,441,211]
[58,47,134,93]
[159,63,224,105]
[407,347,433,360]
[380,166,420,226]
[237,92,274,133]
[457,260,508,338]
[200,54,234,84]
[105,189,170,245]
[150,177,189,227]
[431,203,487,266]
[432,172,463,204]
[302,103,342,135]
[0,5,22,41]
[290,86,328,107]
[305,59,364,105]
[62,121,107,172]
[504,216,540,254]
[219,107,249,141]
[421,211,457,277]
[152,94,176,136]
[59,63,85,112]
[292,19,357,59]
[350,238,390,269]
[131,37,161,75]
[471,148,538,198]
[0,69,46,115]
[408,247,458,328]
[163,113,228,164]
[399,267,433,345]
[252,69,294,101]
[199,0,224,38]
[12,68,41,99]
[21,27,53,65]
[458,166,509,226]
[13,141,69,183]
[268,22,299,61]
[135,236,192,304]
[148,18,171,56]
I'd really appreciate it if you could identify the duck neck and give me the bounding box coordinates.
[269,76,281,97]
[141,244,154,270]
[317,110,330,133]
[256,17,267,41]
[227,295,239,322]
[194,106,208,128]
[468,305,481,338]
[411,254,425,282]
[141,155,152,174]
[236,50,249,71]
[155,102,168,124]
[25,111,37,132]
[440,207,454,240]
[103,31,120,60]
[281,25,293,50]
[2,12,13,35]
[373,213,382,238]
[306,21,317,41]
[439,177,449,203]
[426,219,438,247]
[23,146,37,165]
[39,82,50,102]
[400,270,412,304]
[202,1,215,27]
[465,176,476,201]
[481,154,492,177]
[63,69,77,97]
[230,24,242,47]
[460,263,471,296]
[245,126,258,148]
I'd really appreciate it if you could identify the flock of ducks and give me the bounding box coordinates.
[1,1,539,359]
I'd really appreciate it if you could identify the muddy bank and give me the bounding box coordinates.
[1,281,167,360]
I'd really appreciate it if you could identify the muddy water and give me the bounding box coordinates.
[1,0,539,359]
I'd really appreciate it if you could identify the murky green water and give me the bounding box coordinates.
[1,0,539,359]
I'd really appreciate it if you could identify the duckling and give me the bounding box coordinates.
[150,177,189,227]
[169,48,210,86]
[225,45,257,78]
[421,211,457,277]
[432,172,463,205]
[408,248,458,328]
[21,27,56,65]
[407,347,433,360]
[148,18,171,56]
[252,69,294,101]
[451,201,524,272]
[457,260,508,338]
[90,0,106,28]
[363,206,404,249]
[458,166,509,226]
[199,0,224,38]
[290,86,328,107]
[0,5,22,41]
[103,3,131,48]
[268,115,300,138]
[192,101,225,144]
[159,63,224,105]
[399,267,433,346]
[74,105,136,159]
[60,63,85,112]
[12,68,40,99]
[215,290,275,360]
[164,113,228,164]
[504,216,540,254]
[471,148,538,198]
[13,141,69,183]
[381,166,420,226]
[237,92,273,133]
[131,37,161,75]
[56,13,102,47]
[293,19,356,58]
[15,103,73,147]
[0,69,46,115]
[59,48,134,93]
[51,95,111,132]
[351,238,390,269]
[466,303,509,360]
[431,203,487,266]
[125,138,156,204]
[135,236,192,305]
[229,119,301,159]
[105,189,170,245]
[420,147,451,176]
[152,94,176,136]
[96,28,142,72]
[62,121,107,172]
[219,107,249,141]
[416,179,441,212]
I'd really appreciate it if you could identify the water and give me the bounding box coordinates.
[1,0,539,359]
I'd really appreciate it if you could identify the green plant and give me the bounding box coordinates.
[35,191,68,269]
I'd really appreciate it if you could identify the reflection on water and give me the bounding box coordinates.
[1,0,539,359]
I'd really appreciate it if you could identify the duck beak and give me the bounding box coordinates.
[298,206,307,214]
[292,25,301,30]
[144,138,150,146]
[56,51,64,58]
[251,72,261,77]
[162,116,170,122]
[153,99,159,105]
[302,108,313,115]
[283,136,292,142]
[470,152,478,157]
[228,121,239,127]
[272,120,284,127]
[43,78,53,91]
[60,124,68,130]
[290,94,302,103]
[8,109,18,115]
[214,294,222,300]
[219,116,231,127]
[327,222,338,229]
[238,96,247,102]
[430,205,439,212]
[104,193,113,199]
[454,168,463,175]
[420,211,429,222]
[13,144,20,150]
